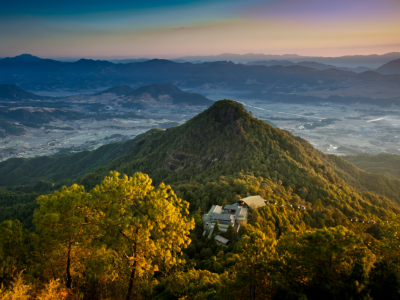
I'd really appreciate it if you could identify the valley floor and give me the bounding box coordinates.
[2,88,400,161]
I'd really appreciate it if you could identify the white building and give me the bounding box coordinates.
[202,203,248,235]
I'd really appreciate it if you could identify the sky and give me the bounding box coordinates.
[1,0,400,59]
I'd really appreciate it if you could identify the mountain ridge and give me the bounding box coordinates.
[376,58,400,75]
[247,60,372,73]
[1,56,399,103]
[176,52,400,67]
[0,84,50,100]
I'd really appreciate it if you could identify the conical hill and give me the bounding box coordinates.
[0,100,399,229]
[78,100,399,223]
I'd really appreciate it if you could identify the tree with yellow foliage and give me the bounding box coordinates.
[91,171,194,300]
[33,184,95,289]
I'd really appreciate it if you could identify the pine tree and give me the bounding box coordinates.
[33,184,95,289]
[91,171,195,300]
[226,224,235,241]
[214,220,220,233]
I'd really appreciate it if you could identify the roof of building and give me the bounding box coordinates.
[238,195,266,209]
[224,204,240,211]
[208,205,223,214]
[214,235,230,245]
[235,207,248,217]
[212,214,235,221]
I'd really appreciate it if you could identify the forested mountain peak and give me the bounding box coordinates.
[198,99,250,125]
[81,99,400,221]
[2,100,400,232]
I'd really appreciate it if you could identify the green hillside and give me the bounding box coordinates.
[0,129,161,188]
[343,153,400,179]
[0,130,162,227]
[1,100,399,229]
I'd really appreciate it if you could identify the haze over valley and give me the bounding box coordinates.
[0,82,213,161]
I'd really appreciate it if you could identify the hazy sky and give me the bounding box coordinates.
[1,0,399,58]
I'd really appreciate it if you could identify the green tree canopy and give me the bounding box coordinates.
[271,226,375,299]
[0,220,26,286]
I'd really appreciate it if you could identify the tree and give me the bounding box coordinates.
[214,220,220,233]
[33,184,95,289]
[290,195,301,207]
[194,209,204,235]
[271,226,376,299]
[380,215,400,266]
[342,261,371,300]
[226,224,235,241]
[91,171,194,300]
[369,260,400,300]
[233,227,276,300]
[369,215,400,299]
[314,199,323,211]
[0,220,27,286]
[153,269,224,300]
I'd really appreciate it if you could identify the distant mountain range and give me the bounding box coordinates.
[107,58,150,64]
[0,82,214,107]
[1,54,400,104]
[247,60,372,73]
[0,54,62,72]
[176,52,400,68]
[98,83,214,107]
